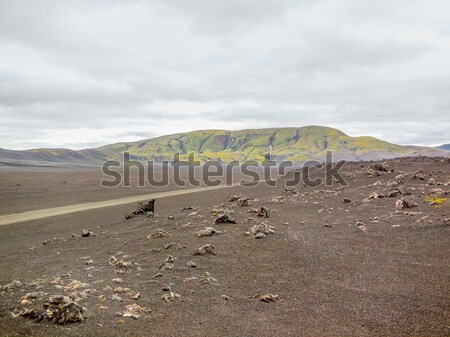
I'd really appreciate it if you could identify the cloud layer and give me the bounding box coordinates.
[0,0,449,149]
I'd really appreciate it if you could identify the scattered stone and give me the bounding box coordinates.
[368,192,385,199]
[43,237,67,245]
[160,263,174,270]
[12,307,40,320]
[260,294,278,303]
[113,287,126,294]
[411,172,425,180]
[147,229,168,239]
[427,177,437,185]
[236,197,250,207]
[228,194,243,202]
[221,295,232,301]
[370,162,394,173]
[116,260,132,269]
[112,278,123,284]
[126,199,155,219]
[395,198,418,210]
[356,221,368,234]
[200,272,219,285]
[210,208,224,216]
[282,187,299,196]
[196,227,221,237]
[111,294,124,302]
[161,292,182,302]
[183,276,198,283]
[258,206,271,218]
[365,168,380,178]
[255,206,270,218]
[118,303,150,319]
[343,198,352,203]
[162,283,172,292]
[21,292,40,300]
[404,211,422,216]
[20,299,34,306]
[81,229,94,237]
[164,242,185,250]
[64,280,88,292]
[394,174,405,184]
[43,295,85,324]
[271,196,285,204]
[214,213,236,224]
[2,280,22,291]
[386,180,399,187]
[187,261,197,268]
[165,255,176,263]
[246,223,276,238]
[50,277,64,285]
[388,190,401,198]
[193,244,216,256]
[398,185,412,195]
[429,188,444,195]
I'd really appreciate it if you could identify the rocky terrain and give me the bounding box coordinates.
[0,156,449,336]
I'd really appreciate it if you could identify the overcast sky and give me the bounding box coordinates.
[0,0,449,150]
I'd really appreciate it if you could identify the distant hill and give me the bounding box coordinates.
[1,126,449,166]
[436,144,450,151]
[93,126,449,162]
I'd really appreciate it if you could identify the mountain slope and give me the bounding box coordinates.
[94,126,447,162]
[436,144,450,151]
[0,148,107,165]
[1,126,449,166]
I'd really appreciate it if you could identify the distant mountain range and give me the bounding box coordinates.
[0,126,449,167]
[436,144,450,151]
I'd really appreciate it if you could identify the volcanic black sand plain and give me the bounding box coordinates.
[0,157,449,337]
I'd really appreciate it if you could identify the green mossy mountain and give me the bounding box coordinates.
[0,126,448,166]
[93,126,445,163]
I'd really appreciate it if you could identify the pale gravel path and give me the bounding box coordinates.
[0,184,237,226]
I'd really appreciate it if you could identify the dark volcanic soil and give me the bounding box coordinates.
[0,157,449,337]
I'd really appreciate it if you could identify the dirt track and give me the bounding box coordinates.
[0,184,235,226]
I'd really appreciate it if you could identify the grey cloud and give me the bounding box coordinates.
[0,0,449,149]
[162,0,302,36]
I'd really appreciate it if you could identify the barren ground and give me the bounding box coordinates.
[0,157,449,337]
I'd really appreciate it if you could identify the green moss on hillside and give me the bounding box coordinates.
[94,126,418,162]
